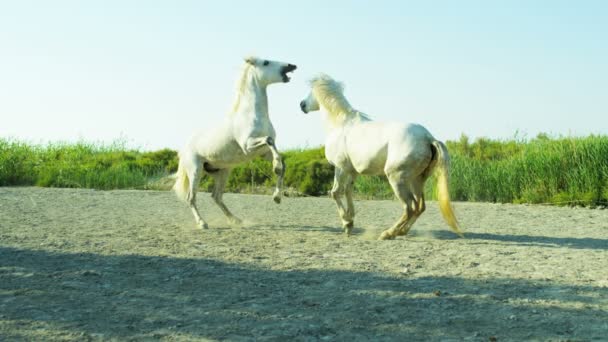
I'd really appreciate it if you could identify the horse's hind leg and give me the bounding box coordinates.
[378,172,417,240]
[210,169,242,225]
[396,177,425,236]
[343,173,357,235]
[187,164,209,229]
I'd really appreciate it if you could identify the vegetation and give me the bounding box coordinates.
[446,134,608,206]
[1,134,607,206]
[0,139,176,190]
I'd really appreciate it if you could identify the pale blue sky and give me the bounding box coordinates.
[1,1,606,150]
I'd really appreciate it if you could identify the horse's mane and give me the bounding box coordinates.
[309,74,371,126]
[229,57,258,115]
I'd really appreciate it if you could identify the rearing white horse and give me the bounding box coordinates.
[174,56,297,229]
[299,74,464,240]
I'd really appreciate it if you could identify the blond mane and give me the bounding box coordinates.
[310,74,371,126]
[230,61,256,115]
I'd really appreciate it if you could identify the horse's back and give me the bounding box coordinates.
[340,121,434,175]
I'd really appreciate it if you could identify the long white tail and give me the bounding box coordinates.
[432,140,464,237]
[172,160,191,203]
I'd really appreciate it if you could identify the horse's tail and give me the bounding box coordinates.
[173,156,191,203]
[430,140,464,238]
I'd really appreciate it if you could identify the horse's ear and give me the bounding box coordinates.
[244,56,256,65]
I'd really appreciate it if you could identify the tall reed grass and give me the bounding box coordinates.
[445,134,608,206]
[0,139,177,190]
[2,134,607,206]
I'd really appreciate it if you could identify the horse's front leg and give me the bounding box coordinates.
[331,168,352,234]
[246,136,284,204]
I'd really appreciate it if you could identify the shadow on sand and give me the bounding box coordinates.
[1,246,606,340]
[418,230,608,250]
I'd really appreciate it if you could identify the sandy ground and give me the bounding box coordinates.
[1,187,607,341]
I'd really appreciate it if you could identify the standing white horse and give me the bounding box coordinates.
[299,74,464,240]
[174,56,296,229]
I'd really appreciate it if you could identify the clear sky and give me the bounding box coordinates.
[1,1,607,150]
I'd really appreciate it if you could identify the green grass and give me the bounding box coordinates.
[2,134,607,206]
[444,134,608,206]
[0,139,177,190]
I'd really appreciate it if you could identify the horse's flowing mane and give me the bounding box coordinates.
[309,74,371,126]
[230,59,257,115]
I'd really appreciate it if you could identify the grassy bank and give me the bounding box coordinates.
[0,139,177,190]
[1,134,607,206]
[447,134,608,206]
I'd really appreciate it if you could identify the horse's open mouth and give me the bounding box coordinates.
[281,64,297,82]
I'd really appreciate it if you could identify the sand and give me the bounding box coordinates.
[1,187,607,341]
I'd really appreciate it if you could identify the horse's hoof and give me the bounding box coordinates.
[199,222,209,230]
[229,217,243,225]
[378,231,394,240]
[396,229,408,236]
[273,195,281,204]
[343,221,354,235]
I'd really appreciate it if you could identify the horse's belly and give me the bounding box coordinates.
[195,136,250,167]
[347,143,388,175]
[345,126,388,175]
[351,153,387,175]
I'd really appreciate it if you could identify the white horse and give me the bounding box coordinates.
[299,74,464,240]
[174,56,297,229]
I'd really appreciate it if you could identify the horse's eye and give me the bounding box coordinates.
[263,60,269,66]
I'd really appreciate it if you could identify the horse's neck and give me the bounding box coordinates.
[322,106,368,132]
[233,81,269,120]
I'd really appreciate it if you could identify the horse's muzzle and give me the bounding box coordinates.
[281,64,297,82]
[300,101,308,113]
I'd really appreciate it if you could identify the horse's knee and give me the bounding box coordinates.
[273,158,285,176]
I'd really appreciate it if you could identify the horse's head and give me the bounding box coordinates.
[245,56,297,86]
[300,74,342,114]
[299,90,319,114]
